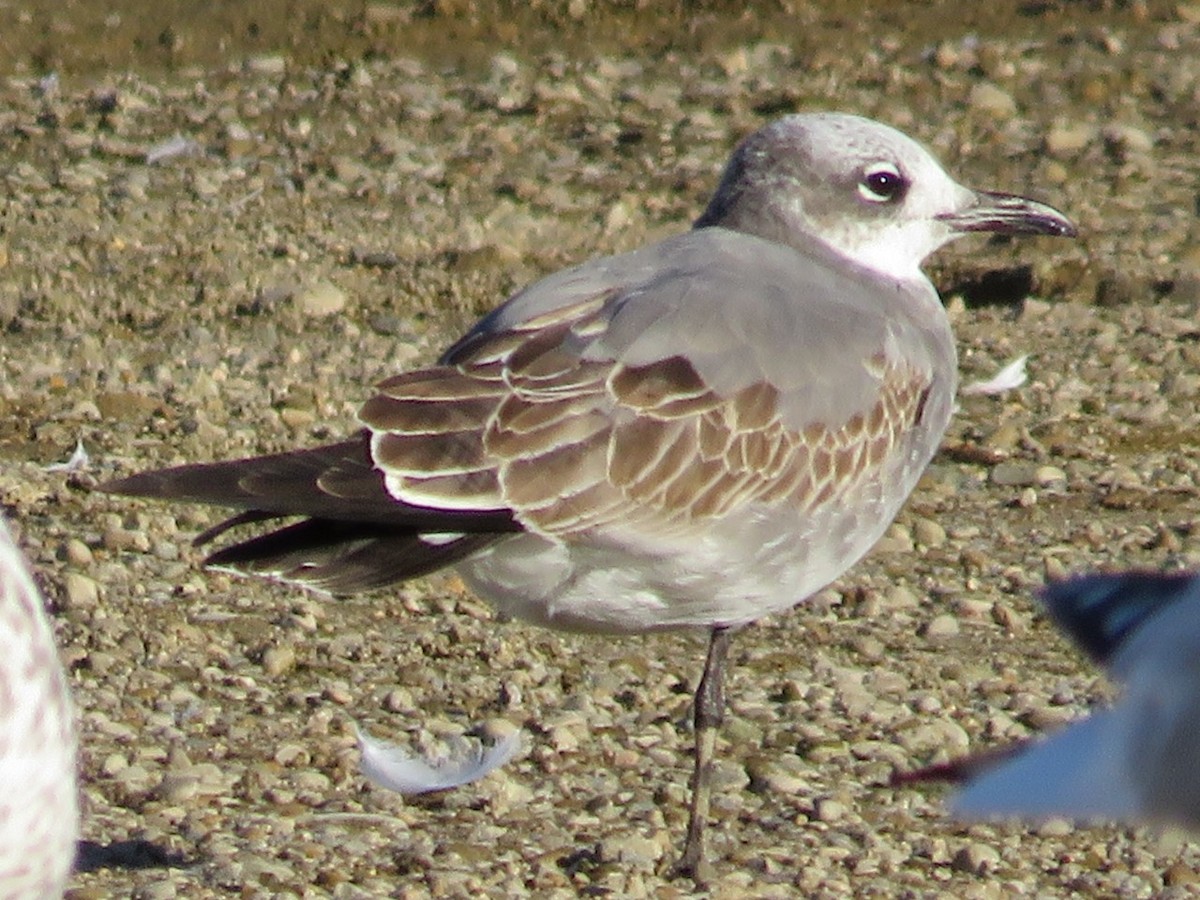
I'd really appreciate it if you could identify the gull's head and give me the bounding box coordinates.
[695,112,1076,282]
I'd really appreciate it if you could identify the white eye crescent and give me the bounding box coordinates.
[858,163,908,203]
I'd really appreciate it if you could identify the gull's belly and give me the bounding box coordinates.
[456,480,900,634]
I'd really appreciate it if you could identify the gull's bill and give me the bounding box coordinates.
[356,723,521,795]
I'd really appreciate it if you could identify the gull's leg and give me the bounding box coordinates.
[671,625,736,886]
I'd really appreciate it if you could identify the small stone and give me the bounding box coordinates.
[745,756,811,795]
[63,538,93,566]
[913,517,947,548]
[991,462,1038,486]
[968,82,1017,118]
[157,772,203,803]
[881,584,921,612]
[1164,862,1200,887]
[279,407,317,429]
[490,775,534,811]
[223,121,255,158]
[952,842,1001,875]
[323,684,352,705]
[1034,465,1067,487]
[103,526,151,552]
[296,280,347,317]
[244,54,287,76]
[382,687,414,713]
[992,603,1030,635]
[897,718,971,754]
[921,614,959,638]
[87,651,117,675]
[1044,555,1069,581]
[1102,122,1154,156]
[63,572,100,608]
[874,522,914,554]
[953,598,993,619]
[1044,121,1095,157]
[261,644,296,676]
[814,797,847,822]
[548,725,579,753]
[101,753,129,776]
[138,878,178,899]
[598,833,663,868]
[1035,817,1074,837]
[275,744,311,767]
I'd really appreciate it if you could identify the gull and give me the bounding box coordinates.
[102,112,1075,882]
[907,571,1200,830]
[0,517,78,898]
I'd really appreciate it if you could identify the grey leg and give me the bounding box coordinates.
[671,625,735,886]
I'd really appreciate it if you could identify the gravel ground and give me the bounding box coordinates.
[4,1,1200,897]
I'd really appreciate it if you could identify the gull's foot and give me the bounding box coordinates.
[668,841,713,888]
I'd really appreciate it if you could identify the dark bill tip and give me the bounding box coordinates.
[938,190,1077,238]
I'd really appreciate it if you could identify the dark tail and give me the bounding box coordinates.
[100,432,517,594]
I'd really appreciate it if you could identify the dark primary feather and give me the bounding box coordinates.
[101,432,519,594]
[204,521,501,595]
[104,433,514,530]
[1039,571,1198,667]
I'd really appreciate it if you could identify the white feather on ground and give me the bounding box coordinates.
[44,439,89,474]
[355,724,521,795]
[961,354,1029,395]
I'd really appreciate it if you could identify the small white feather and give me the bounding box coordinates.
[961,355,1029,396]
[44,439,89,473]
[355,724,520,795]
[146,133,202,165]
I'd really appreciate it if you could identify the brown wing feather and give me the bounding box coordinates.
[364,300,933,540]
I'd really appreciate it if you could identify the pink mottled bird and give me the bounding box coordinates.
[0,516,78,897]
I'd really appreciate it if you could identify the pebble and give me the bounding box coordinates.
[261,644,297,676]
[1164,862,1200,887]
[814,798,848,823]
[881,584,921,612]
[921,614,960,639]
[990,462,1039,486]
[598,834,664,867]
[897,718,971,754]
[913,517,947,548]
[745,755,811,795]
[63,572,101,607]
[295,280,348,317]
[1034,465,1068,487]
[952,843,1002,875]
[64,538,94,566]
[1035,818,1075,837]
[968,82,1017,118]
[1044,121,1095,157]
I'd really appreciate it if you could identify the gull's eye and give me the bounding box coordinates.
[858,163,908,204]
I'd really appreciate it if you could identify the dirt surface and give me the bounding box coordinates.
[5,0,1200,897]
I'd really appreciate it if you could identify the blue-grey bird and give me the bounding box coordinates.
[913,572,1200,831]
